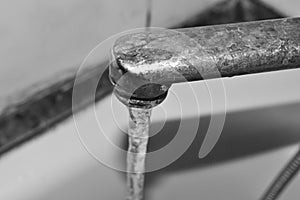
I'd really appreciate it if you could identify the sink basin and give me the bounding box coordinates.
[1,68,300,200]
[1,0,300,199]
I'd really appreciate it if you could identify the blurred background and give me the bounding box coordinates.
[1,0,300,200]
[0,0,297,101]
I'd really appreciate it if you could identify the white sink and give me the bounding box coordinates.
[1,69,300,200]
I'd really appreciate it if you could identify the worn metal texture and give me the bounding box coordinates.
[111,17,300,101]
[1,0,283,156]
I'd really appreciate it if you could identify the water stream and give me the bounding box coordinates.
[125,2,154,199]
[126,107,152,200]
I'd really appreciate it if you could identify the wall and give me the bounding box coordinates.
[262,0,300,16]
[0,0,218,106]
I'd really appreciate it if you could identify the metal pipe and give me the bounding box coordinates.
[110,17,300,200]
[110,17,300,106]
[261,147,300,200]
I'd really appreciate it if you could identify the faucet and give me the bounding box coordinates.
[109,17,300,200]
[109,17,300,108]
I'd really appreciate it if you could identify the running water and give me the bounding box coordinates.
[126,107,152,200]
[126,2,153,199]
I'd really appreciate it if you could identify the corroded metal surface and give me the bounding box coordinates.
[1,0,282,155]
[110,17,300,102]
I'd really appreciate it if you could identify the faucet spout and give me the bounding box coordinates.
[110,17,300,106]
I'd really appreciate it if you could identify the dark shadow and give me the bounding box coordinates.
[173,0,285,29]
[120,102,300,198]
